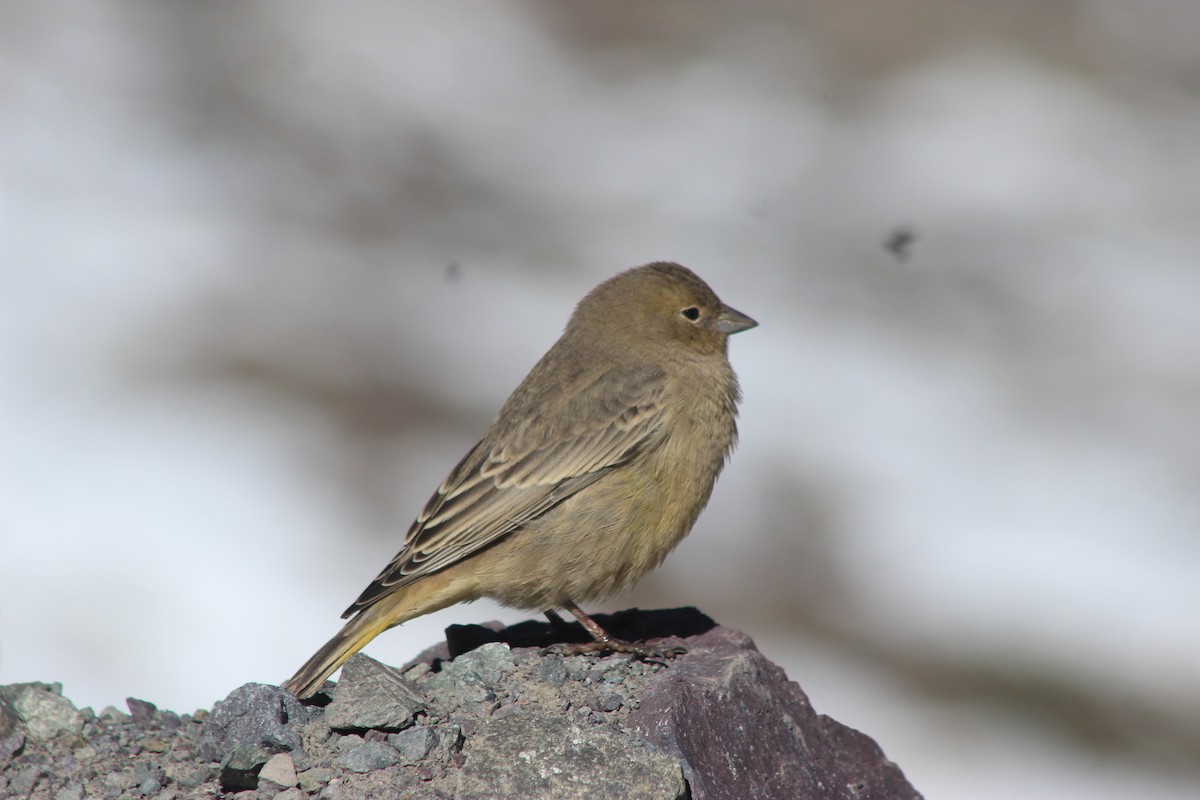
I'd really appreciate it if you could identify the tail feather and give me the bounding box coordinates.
[282,609,395,699]
[282,571,474,699]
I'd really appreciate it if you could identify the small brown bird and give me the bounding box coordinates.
[283,262,756,699]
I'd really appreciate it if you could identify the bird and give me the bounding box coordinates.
[283,262,756,699]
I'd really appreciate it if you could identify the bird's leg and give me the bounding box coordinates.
[543,608,572,633]
[547,600,686,660]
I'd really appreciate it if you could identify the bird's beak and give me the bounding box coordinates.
[715,305,758,335]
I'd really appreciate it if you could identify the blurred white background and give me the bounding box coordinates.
[3,3,1199,798]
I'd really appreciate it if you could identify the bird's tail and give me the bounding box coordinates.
[282,573,474,699]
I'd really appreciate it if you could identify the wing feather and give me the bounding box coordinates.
[342,365,667,617]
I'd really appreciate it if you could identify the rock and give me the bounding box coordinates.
[0,683,84,742]
[199,683,316,761]
[448,642,515,686]
[600,693,623,712]
[457,714,686,800]
[219,742,271,790]
[54,785,83,800]
[1,608,923,800]
[132,761,157,787]
[336,740,401,773]
[627,624,923,800]
[297,766,332,792]
[167,762,216,789]
[539,657,568,688]
[125,697,157,726]
[324,654,426,732]
[10,766,43,795]
[259,752,299,788]
[0,732,25,760]
[387,726,437,764]
[0,694,19,738]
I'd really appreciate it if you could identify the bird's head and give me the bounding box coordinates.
[570,262,756,358]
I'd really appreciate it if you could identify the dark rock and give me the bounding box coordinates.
[0,694,19,739]
[628,625,922,800]
[539,657,568,688]
[220,742,271,790]
[600,693,624,712]
[324,654,426,732]
[125,698,157,727]
[445,623,504,658]
[200,683,315,761]
[159,710,182,732]
[457,714,686,800]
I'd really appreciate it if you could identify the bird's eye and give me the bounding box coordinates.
[681,306,701,322]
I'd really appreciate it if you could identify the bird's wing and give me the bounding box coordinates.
[342,365,668,617]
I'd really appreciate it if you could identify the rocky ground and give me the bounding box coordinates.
[1,608,923,800]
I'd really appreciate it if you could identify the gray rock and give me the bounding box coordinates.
[600,693,623,712]
[456,714,685,800]
[0,694,19,738]
[335,740,401,773]
[2,609,922,800]
[54,785,83,800]
[325,655,426,732]
[9,766,43,795]
[0,683,84,742]
[103,768,135,793]
[0,732,25,760]
[98,705,130,723]
[297,767,332,792]
[199,683,314,761]
[219,742,271,790]
[628,625,924,800]
[132,761,155,785]
[438,723,464,761]
[563,658,591,682]
[387,726,437,764]
[539,657,568,688]
[167,763,216,789]
[334,732,363,751]
[160,710,182,732]
[448,642,515,686]
[491,702,525,719]
[125,698,157,727]
[448,670,492,705]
